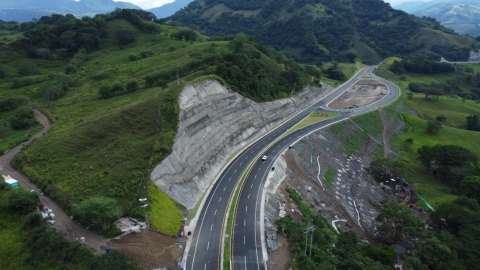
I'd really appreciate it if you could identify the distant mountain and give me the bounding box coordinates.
[147,0,193,19]
[0,0,141,22]
[169,0,479,64]
[393,0,444,13]
[413,2,480,36]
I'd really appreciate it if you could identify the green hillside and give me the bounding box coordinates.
[169,0,480,64]
[0,10,319,235]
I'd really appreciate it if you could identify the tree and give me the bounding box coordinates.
[2,188,39,213]
[460,176,480,202]
[403,256,429,270]
[425,120,442,135]
[466,115,480,131]
[125,79,138,92]
[0,65,5,78]
[375,201,424,242]
[432,145,477,172]
[417,145,434,171]
[74,197,121,230]
[436,115,447,122]
[115,29,136,46]
[367,158,405,182]
[418,237,455,267]
[361,244,395,266]
[9,106,37,130]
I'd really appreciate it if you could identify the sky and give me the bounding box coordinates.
[114,0,175,10]
[115,0,430,10]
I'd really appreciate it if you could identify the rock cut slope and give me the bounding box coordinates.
[151,80,332,209]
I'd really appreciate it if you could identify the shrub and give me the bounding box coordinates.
[18,62,40,76]
[128,54,137,62]
[99,83,113,98]
[74,197,121,230]
[2,188,39,213]
[9,105,37,130]
[125,79,138,92]
[115,29,136,46]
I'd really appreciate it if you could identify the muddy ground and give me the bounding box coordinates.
[108,230,185,270]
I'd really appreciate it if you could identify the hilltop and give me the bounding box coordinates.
[168,0,480,64]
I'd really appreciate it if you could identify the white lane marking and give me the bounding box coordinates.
[214,210,217,215]
[244,219,246,226]
[204,263,207,270]
[245,257,247,269]
[246,206,248,212]
[219,197,222,202]
[234,169,237,173]
[251,150,254,153]
[255,175,257,179]
[240,162,243,166]
[251,184,253,188]
[223,187,226,191]
[256,145,259,148]
[244,236,246,244]
[210,224,213,231]
[245,156,248,160]
[207,241,210,250]
[229,177,231,182]
[248,193,250,199]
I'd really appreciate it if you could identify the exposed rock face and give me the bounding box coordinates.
[151,80,332,209]
[470,50,480,62]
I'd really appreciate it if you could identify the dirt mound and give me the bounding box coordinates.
[108,230,184,270]
[328,80,387,109]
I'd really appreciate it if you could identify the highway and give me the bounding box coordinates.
[186,66,400,270]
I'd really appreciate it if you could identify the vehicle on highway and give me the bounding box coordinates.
[261,155,268,161]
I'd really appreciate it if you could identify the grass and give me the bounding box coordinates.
[147,183,183,236]
[408,93,480,129]
[374,58,480,208]
[0,124,43,151]
[324,166,336,190]
[285,111,340,136]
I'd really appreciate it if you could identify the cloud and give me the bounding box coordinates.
[114,0,175,10]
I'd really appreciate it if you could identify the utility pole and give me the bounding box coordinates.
[304,221,315,257]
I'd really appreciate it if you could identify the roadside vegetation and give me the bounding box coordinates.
[0,9,325,243]
[0,184,138,270]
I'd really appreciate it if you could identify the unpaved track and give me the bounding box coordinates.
[0,109,107,252]
[379,107,389,158]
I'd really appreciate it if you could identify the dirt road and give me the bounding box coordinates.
[0,109,107,252]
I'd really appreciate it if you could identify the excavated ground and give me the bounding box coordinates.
[108,230,185,270]
[328,79,387,109]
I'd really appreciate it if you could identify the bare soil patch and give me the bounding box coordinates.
[329,80,387,109]
[108,230,184,270]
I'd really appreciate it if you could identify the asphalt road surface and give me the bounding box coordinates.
[186,66,399,270]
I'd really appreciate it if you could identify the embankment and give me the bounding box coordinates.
[151,80,332,209]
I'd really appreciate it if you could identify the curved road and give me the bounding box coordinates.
[187,66,400,270]
[0,109,107,252]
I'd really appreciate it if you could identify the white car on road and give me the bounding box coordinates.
[261,155,268,161]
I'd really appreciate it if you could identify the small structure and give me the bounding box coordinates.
[3,175,19,188]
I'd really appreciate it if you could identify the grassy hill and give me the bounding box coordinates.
[375,57,480,208]
[169,0,480,64]
[0,11,319,235]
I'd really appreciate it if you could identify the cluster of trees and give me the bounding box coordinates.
[115,29,137,46]
[390,59,454,75]
[99,79,139,98]
[170,29,197,42]
[0,186,137,269]
[417,144,477,184]
[325,63,347,81]
[170,0,460,63]
[431,44,471,62]
[275,188,396,269]
[105,9,160,34]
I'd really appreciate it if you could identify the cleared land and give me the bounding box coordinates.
[328,79,387,109]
